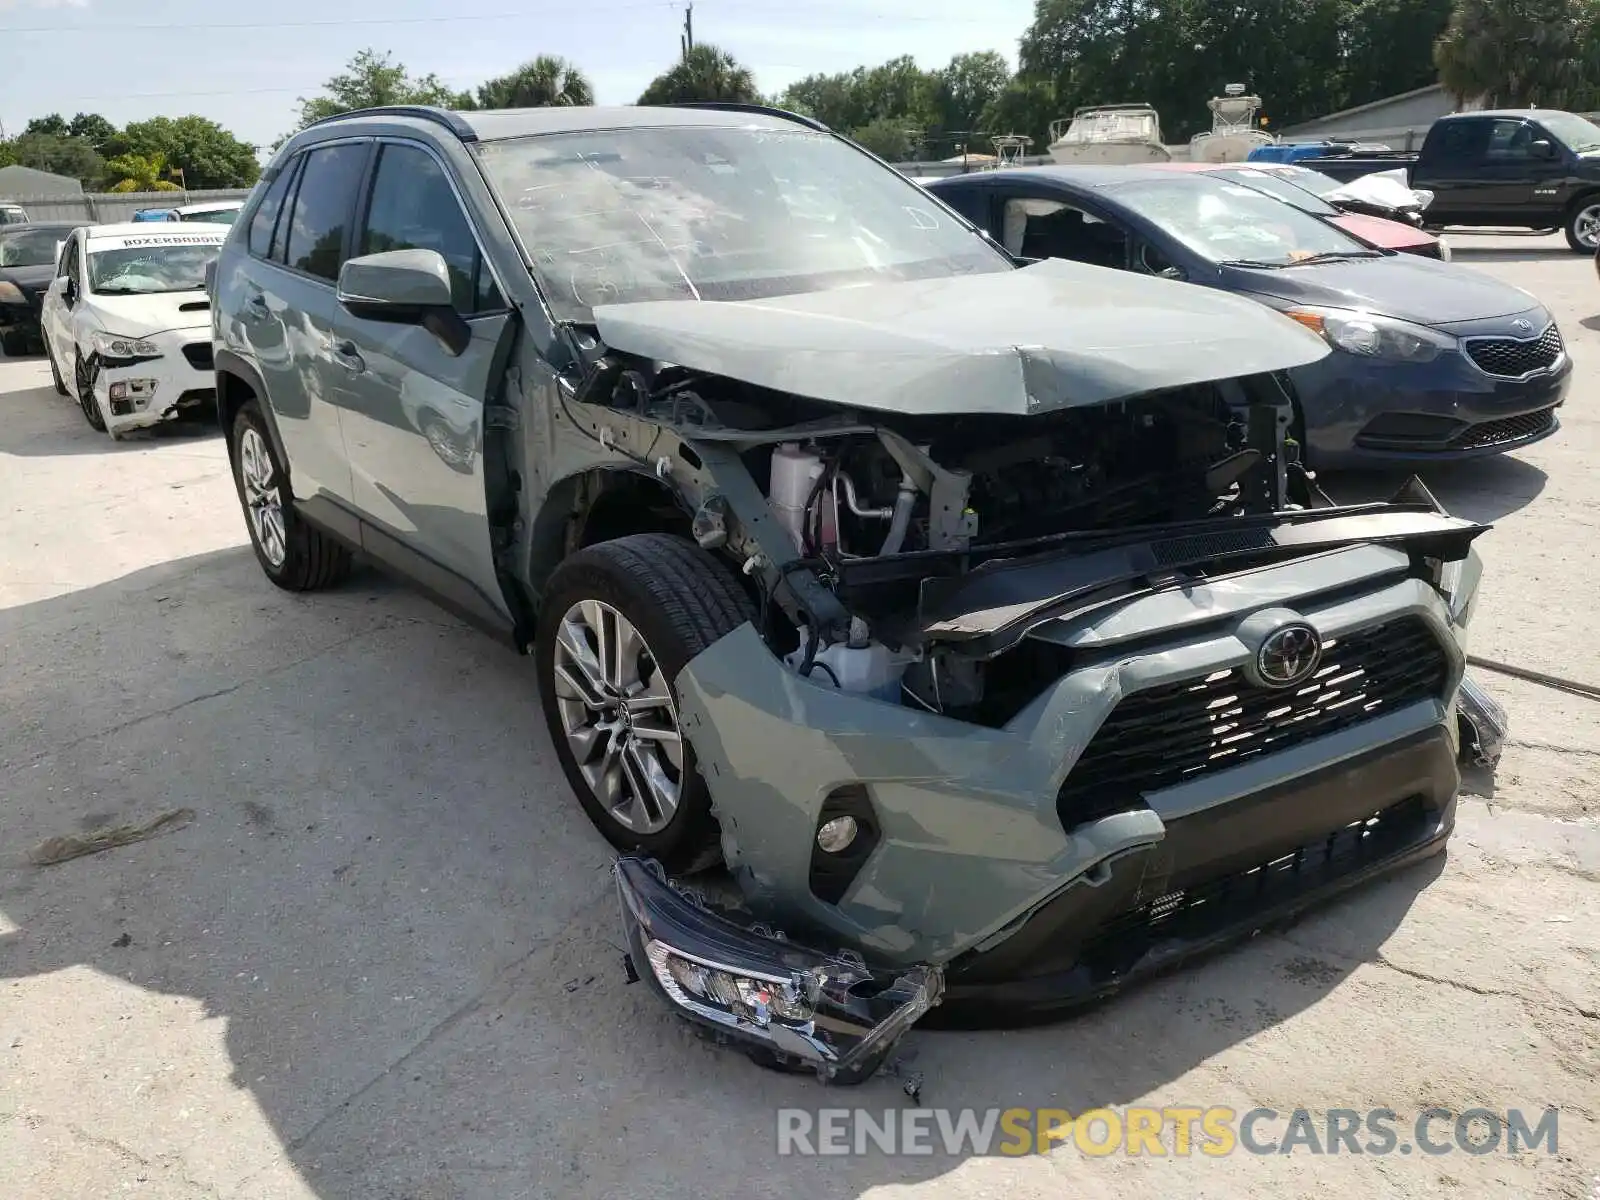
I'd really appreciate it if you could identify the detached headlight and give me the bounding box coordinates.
[616,857,941,1084]
[1284,305,1455,364]
[92,331,162,358]
[0,280,25,304]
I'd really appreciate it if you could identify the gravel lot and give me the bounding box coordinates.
[1,233,1597,1199]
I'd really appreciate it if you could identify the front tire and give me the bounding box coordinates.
[73,353,107,432]
[228,400,352,591]
[1563,198,1600,253]
[0,329,30,358]
[536,534,755,872]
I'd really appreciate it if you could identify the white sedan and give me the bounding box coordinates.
[40,223,225,438]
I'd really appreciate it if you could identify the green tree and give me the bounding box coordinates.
[119,116,260,189]
[294,48,473,130]
[638,44,759,105]
[7,132,104,189]
[1338,0,1455,108]
[22,114,70,139]
[979,76,1059,149]
[0,141,16,169]
[849,116,922,160]
[476,55,595,108]
[1434,0,1588,106]
[67,112,120,153]
[104,151,181,192]
[933,51,1013,135]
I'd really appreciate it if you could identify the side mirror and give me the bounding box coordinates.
[63,277,77,305]
[204,260,217,296]
[336,249,469,356]
[1530,139,1558,160]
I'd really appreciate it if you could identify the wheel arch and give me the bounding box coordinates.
[214,348,289,472]
[526,466,697,607]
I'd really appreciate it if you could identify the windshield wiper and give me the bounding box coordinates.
[1287,250,1384,266]
[1218,258,1290,270]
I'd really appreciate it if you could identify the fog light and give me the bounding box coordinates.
[816,815,859,853]
[108,379,158,402]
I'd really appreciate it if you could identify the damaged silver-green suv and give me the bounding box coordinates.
[212,101,1505,1084]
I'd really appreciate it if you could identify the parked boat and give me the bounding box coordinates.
[1191,85,1276,163]
[1047,104,1171,165]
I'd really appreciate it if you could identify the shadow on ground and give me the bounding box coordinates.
[1323,451,1548,523]
[0,548,1448,1198]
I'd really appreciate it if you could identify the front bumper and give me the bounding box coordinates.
[89,327,215,433]
[1290,339,1570,470]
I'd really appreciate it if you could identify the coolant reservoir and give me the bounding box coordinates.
[769,443,836,552]
[785,634,912,703]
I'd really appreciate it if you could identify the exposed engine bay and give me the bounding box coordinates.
[562,346,1372,724]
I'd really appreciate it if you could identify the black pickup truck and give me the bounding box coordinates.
[1284,110,1600,252]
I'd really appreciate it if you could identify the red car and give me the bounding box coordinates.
[1144,161,1448,260]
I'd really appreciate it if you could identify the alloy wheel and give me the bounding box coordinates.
[238,427,288,568]
[1575,203,1600,250]
[551,599,684,835]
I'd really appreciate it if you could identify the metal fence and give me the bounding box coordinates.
[0,187,254,224]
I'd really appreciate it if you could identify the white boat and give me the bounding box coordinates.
[1047,104,1171,165]
[1191,84,1276,163]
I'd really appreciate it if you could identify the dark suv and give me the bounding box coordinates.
[212,103,1498,1082]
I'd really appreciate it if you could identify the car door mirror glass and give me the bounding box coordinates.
[1530,139,1558,160]
[337,249,471,356]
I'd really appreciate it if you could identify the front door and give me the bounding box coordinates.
[331,139,514,615]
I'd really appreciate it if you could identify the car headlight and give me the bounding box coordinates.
[92,331,162,358]
[1283,305,1455,363]
[0,280,25,304]
[616,857,941,1084]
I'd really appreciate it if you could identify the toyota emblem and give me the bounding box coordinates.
[1511,318,1533,335]
[1253,623,1322,688]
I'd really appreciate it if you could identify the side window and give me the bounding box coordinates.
[1001,197,1129,269]
[1432,119,1491,167]
[1486,118,1535,161]
[282,142,369,282]
[358,142,503,314]
[247,160,298,259]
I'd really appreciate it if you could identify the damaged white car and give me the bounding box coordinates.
[40,223,225,438]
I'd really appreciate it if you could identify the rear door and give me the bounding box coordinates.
[234,140,371,507]
[1412,118,1495,223]
[331,138,514,617]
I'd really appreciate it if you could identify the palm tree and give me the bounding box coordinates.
[637,44,759,106]
[476,55,595,109]
[1434,0,1584,106]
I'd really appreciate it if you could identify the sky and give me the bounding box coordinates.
[0,0,1038,152]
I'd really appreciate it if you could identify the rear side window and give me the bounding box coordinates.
[282,142,369,282]
[1430,119,1491,167]
[247,161,297,259]
[358,142,503,314]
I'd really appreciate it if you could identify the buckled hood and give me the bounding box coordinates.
[592,257,1330,416]
[85,290,211,338]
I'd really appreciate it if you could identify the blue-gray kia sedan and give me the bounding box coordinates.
[927,166,1569,469]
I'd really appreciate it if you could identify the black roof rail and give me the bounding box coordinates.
[302,105,477,142]
[662,101,831,134]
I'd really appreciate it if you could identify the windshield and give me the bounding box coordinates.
[1210,168,1341,216]
[0,227,69,268]
[1536,112,1600,153]
[1106,176,1373,266]
[88,241,221,294]
[474,125,1009,321]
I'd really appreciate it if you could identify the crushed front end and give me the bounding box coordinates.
[558,262,1493,1081]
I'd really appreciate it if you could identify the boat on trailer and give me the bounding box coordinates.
[1047,104,1171,165]
[1191,84,1277,162]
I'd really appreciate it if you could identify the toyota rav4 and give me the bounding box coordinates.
[211,102,1502,1084]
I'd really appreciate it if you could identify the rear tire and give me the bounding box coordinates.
[1563,198,1600,253]
[536,534,755,872]
[0,330,30,358]
[73,353,107,432]
[228,399,352,591]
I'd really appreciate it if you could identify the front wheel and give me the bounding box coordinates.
[536,534,755,872]
[73,353,107,432]
[1563,198,1600,253]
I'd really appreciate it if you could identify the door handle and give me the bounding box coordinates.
[330,339,366,374]
[243,292,269,322]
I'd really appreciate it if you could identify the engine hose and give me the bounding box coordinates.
[1466,654,1600,704]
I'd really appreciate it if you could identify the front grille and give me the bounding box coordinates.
[1447,407,1556,450]
[1057,617,1448,827]
[1074,795,1432,975]
[1464,324,1562,378]
[181,342,214,371]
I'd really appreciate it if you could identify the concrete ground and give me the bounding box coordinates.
[1,232,1597,1200]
